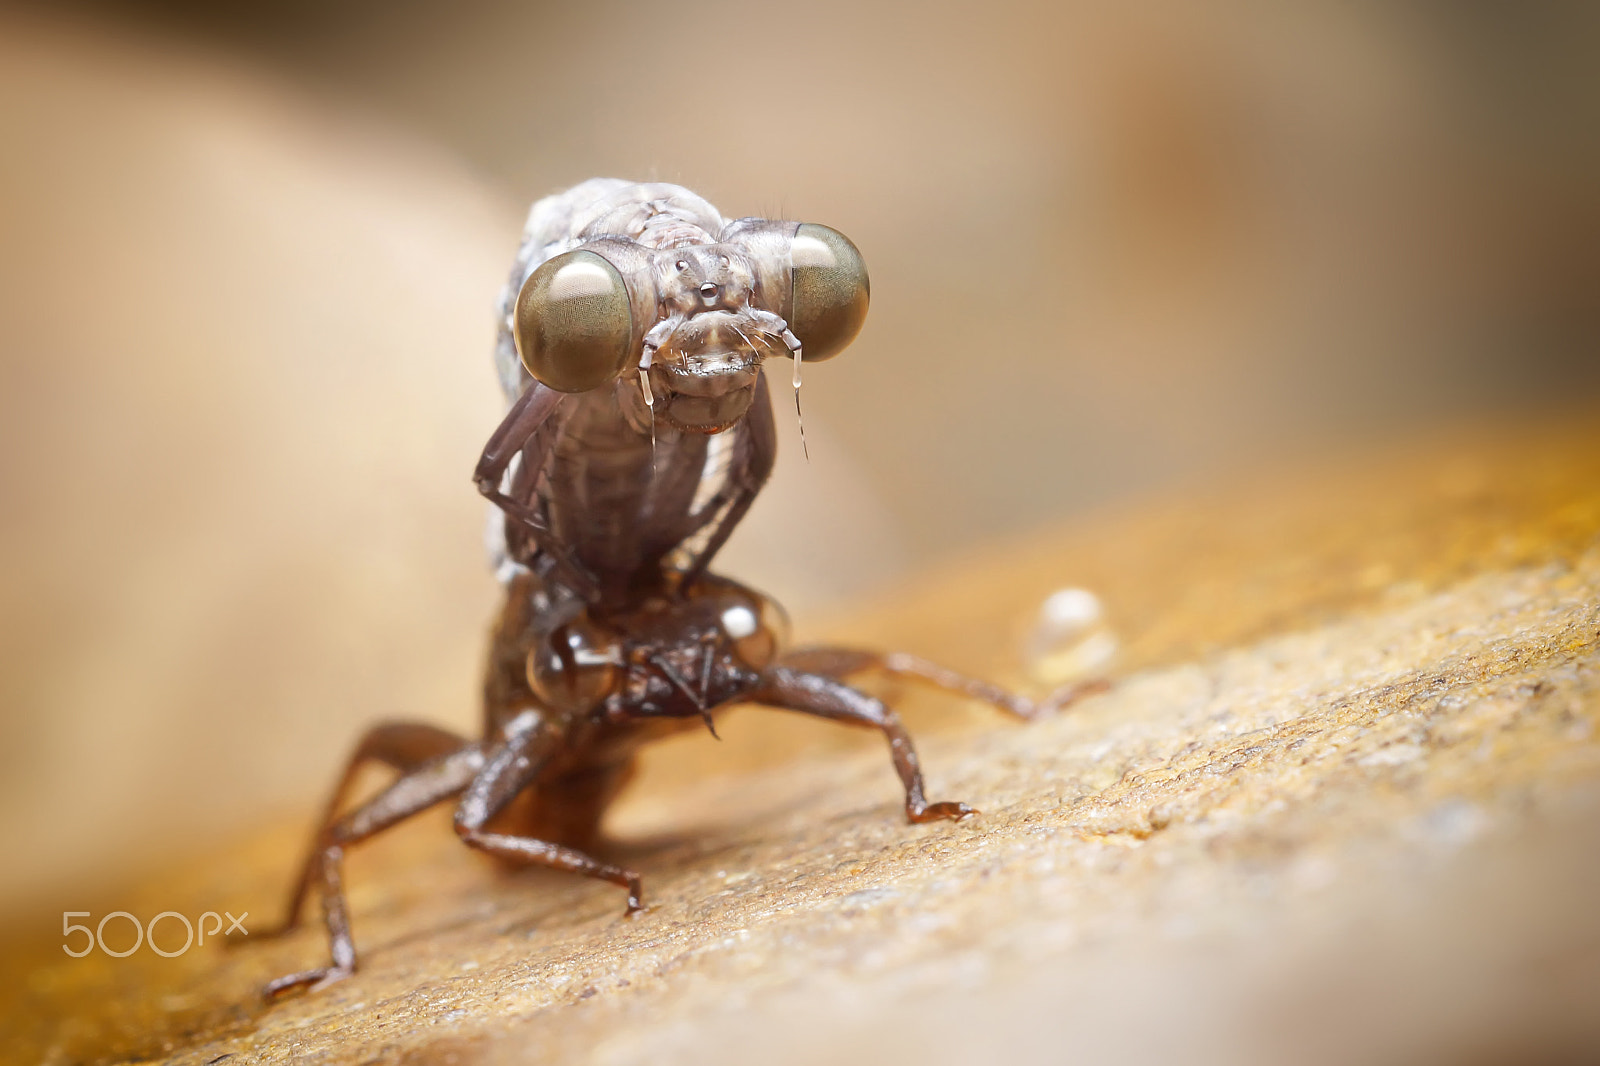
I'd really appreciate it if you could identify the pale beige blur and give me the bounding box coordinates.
[223,0,1597,551]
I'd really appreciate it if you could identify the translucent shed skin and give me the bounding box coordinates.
[479,178,817,612]
[255,181,1096,997]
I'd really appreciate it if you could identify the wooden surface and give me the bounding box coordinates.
[4,413,1600,1065]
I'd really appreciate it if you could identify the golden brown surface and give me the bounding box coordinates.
[4,413,1599,1065]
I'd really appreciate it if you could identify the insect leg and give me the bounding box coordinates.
[746,666,974,824]
[473,381,562,490]
[258,721,469,940]
[777,647,1108,720]
[453,719,644,913]
[680,372,778,590]
[263,743,486,998]
[473,383,599,597]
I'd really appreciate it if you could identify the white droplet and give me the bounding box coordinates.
[1025,586,1116,685]
[1039,587,1102,631]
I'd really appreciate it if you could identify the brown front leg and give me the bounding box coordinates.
[680,372,777,591]
[453,718,644,913]
[747,666,974,823]
[474,382,598,597]
[264,743,486,998]
[259,721,468,939]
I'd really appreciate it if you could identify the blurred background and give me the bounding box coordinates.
[1,0,1596,917]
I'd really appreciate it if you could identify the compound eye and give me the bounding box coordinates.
[514,250,634,393]
[526,616,621,715]
[722,593,789,669]
[788,223,869,362]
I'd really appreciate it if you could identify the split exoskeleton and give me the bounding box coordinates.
[258,181,1087,997]
[474,179,868,610]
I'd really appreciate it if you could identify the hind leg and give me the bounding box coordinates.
[777,647,1106,720]
[263,742,484,997]
[259,721,468,938]
[748,666,974,823]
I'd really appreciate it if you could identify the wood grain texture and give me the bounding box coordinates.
[4,413,1598,1065]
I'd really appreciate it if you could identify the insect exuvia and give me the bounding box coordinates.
[256,180,1085,996]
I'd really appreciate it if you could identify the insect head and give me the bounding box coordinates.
[512,221,869,433]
